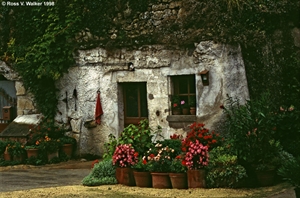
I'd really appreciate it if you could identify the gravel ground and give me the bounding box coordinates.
[0,160,296,198]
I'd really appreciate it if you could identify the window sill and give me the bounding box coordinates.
[166,115,196,129]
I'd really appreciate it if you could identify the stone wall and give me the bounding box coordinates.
[0,61,37,116]
[56,41,249,156]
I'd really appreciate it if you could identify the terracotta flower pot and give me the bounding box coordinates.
[190,107,196,115]
[133,171,152,187]
[172,109,181,115]
[182,108,190,115]
[187,169,206,188]
[3,152,12,161]
[151,172,172,189]
[116,167,135,186]
[48,150,59,161]
[169,173,188,189]
[26,149,39,158]
[62,144,73,158]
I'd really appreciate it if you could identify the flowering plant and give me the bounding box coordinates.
[181,100,189,109]
[39,135,62,153]
[6,141,26,157]
[144,143,176,172]
[184,139,209,170]
[112,144,138,167]
[171,95,181,110]
[132,156,148,172]
[181,122,221,152]
[170,154,187,173]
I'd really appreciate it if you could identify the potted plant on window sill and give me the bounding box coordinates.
[189,98,196,115]
[181,100,190,115]
[171,95,181,115]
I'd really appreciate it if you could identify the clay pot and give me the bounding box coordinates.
[3,152,12,161]
[62,144,73,158]
[26,149,39,158]
[169,173,188,189]
[190,107,196,115]
[182,108,190,115]
[133,171,152,187]
[172,109,181,115]
[187,169,206,188]
[48,150,59,161]
[116,167,136,186]
[151,172,172,189]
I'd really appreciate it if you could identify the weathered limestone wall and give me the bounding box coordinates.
[56,41,249,156]
[0,61,37,116]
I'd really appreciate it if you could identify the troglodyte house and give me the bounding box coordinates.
[55,41,249,156]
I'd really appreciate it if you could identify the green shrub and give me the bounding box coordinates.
[82,159,117,186]
[206,146,248,188]
[278,156,300,188]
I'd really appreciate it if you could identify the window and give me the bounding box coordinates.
[171,75,196,107]
[123,82,148,126]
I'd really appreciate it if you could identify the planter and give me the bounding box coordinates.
[190,107,196,115]
[255,170,276,187]
[115,167,135,186]
[3,152,12,161]
[133,171,152,187]
[151,172,172,189]
[26,149,39,158]
[169,173,188,189]
[13,155,25,162]
[187,169,206,188]
[48,150,59,161]
[62,144,73,158]
[182,108,190,115]
[172,109,181,115]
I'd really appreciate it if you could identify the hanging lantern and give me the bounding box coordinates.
[199,69,209,86]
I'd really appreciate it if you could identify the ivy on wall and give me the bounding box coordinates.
[0,0,299,118]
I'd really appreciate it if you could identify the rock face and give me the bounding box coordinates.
[56,41,249,156]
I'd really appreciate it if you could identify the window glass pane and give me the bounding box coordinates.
[140,84,148,117]
[189,77,196,93]
[125,84,139,117]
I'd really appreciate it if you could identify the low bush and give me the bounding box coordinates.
[82,159,117,186]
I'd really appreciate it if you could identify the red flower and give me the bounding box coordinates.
[212,139,217,144]
[173,103,178,108]
[142,159,147,165]
[175,155,181,159]
[134,152,139,157]
[149,154,155,158]
[182,160,187,166]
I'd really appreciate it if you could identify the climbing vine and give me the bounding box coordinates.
[0,0,299,118]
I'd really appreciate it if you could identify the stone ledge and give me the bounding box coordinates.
[166,115,196,129]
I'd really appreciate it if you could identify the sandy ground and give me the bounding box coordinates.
[0,160,296,198]
[0,183,296,198]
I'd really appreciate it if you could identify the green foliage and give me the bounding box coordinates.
[156,139,182,157]
[7,141,26,157]
[82,159,117,186]
[206,146,248,188]
[222,93,282,169]
[278,156,300,188]
[103,134,118,160]
[119,119,153,156]
[0,0,298,120]
[170,156,187,173]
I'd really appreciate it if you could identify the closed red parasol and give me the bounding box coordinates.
[95,91,103,124]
